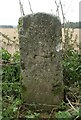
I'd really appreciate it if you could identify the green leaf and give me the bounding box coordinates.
[55,111,72,119]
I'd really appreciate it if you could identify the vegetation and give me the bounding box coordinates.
[62,22,81,29]
[0,25,16,28]
[62,28,81,85]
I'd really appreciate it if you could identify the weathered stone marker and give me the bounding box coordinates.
[19,13,63,108]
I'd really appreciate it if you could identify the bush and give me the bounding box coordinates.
[2,48,11,62]
[63,49,81,85]
[62,28,81,85]
[1,48,21,119]
[2,49,20,83]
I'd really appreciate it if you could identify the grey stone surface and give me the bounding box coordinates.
[19,13,63,107]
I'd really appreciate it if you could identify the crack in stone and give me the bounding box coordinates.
[33,52,55,58]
